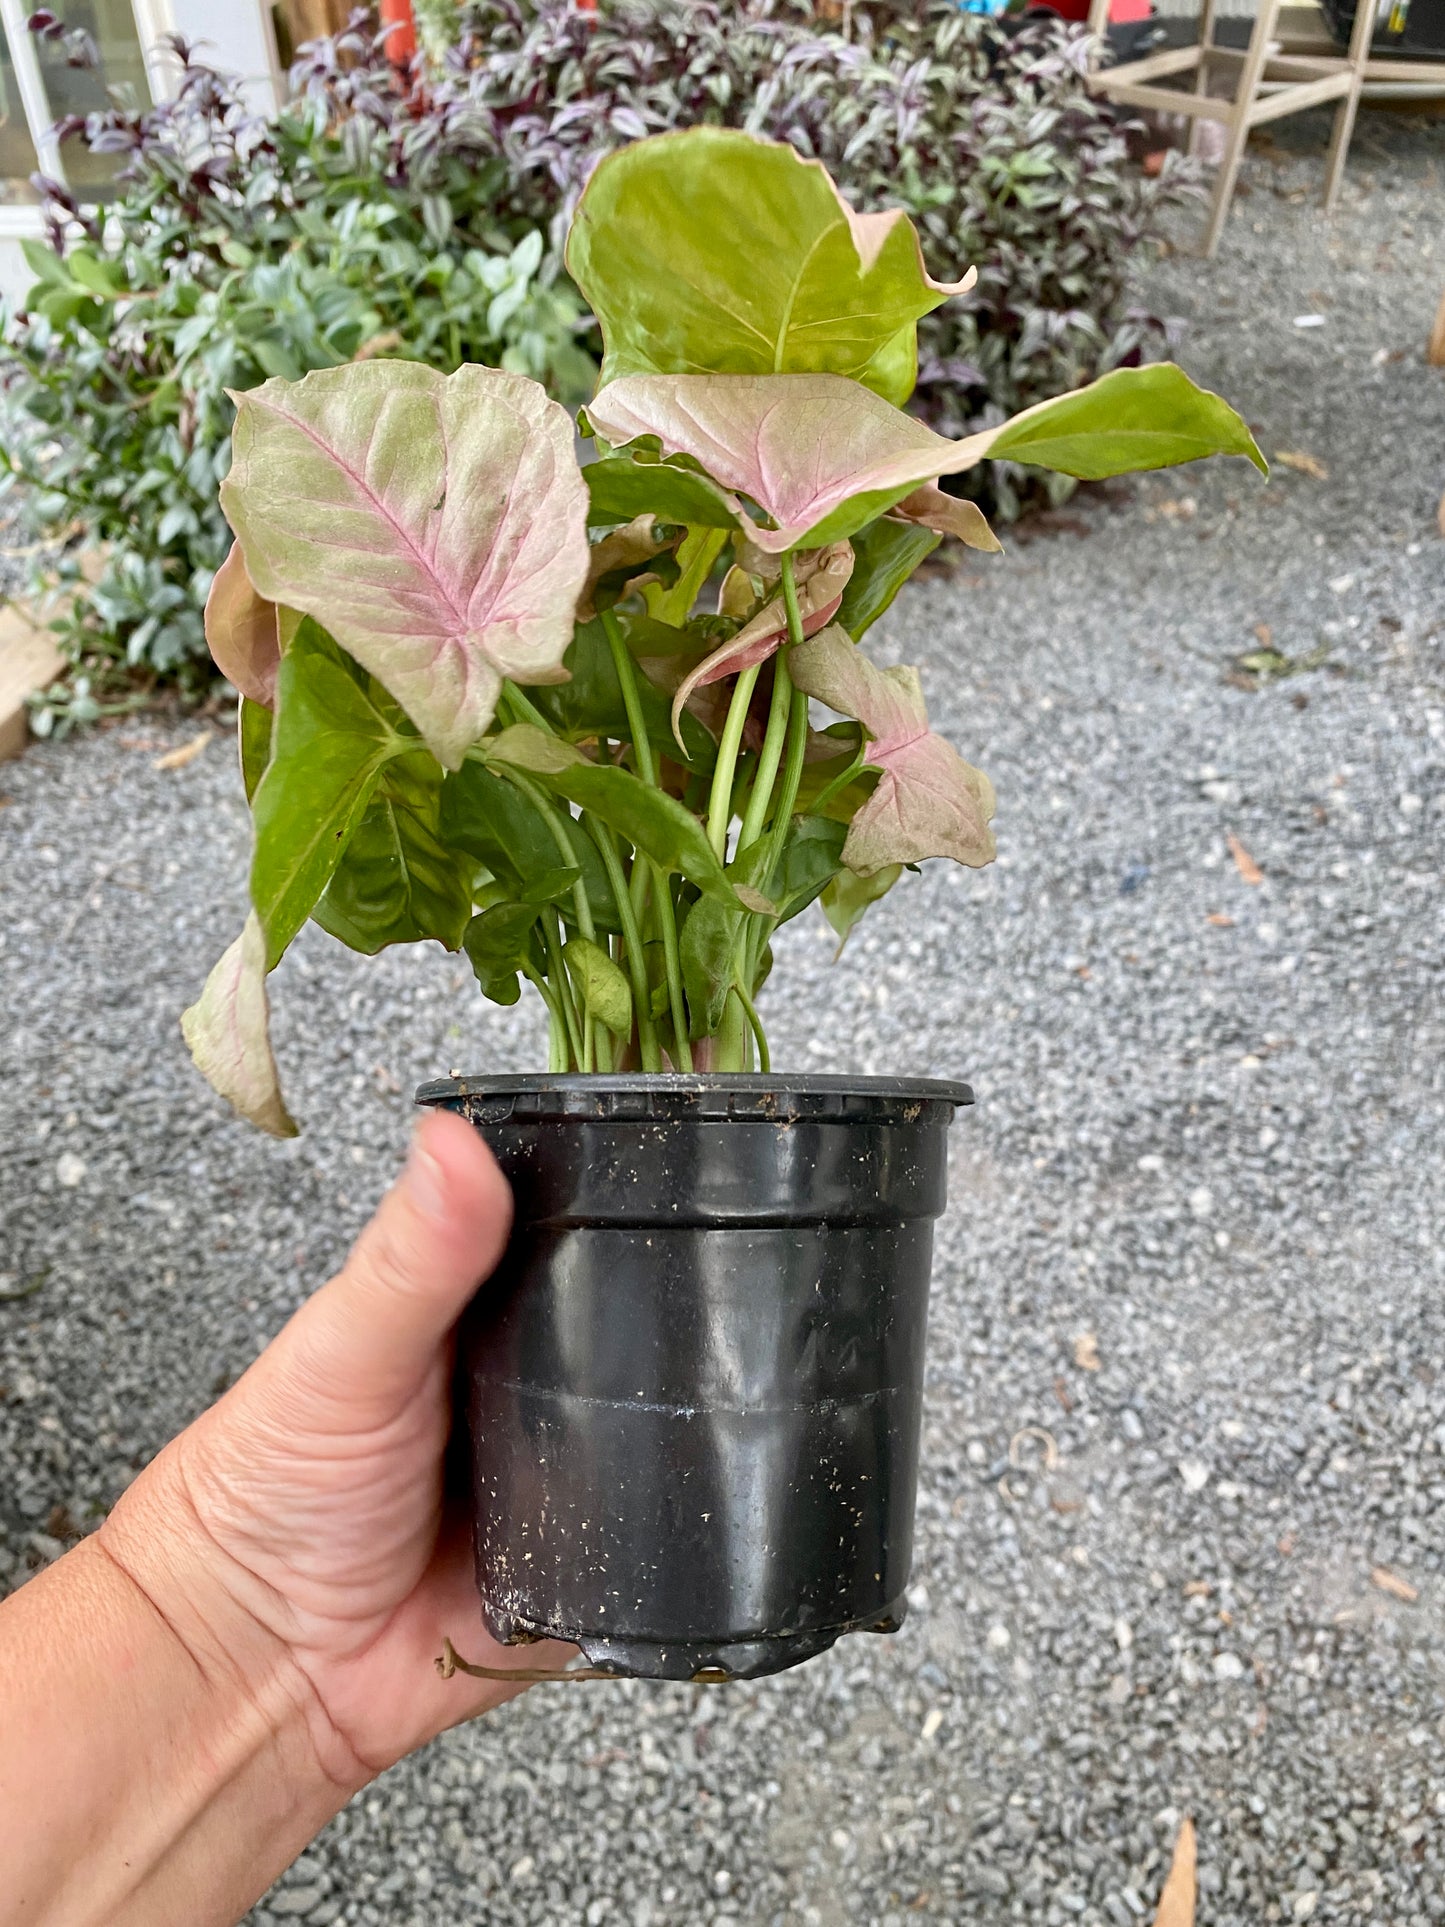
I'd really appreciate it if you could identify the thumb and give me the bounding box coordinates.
[285,1109,513,1400]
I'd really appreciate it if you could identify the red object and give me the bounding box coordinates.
[1029,0,1151,19]
[379,0,418,65]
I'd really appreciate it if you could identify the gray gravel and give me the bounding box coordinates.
[3,109,1444,1926]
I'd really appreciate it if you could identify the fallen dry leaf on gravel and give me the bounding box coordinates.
[1275,450,1329,481]
[152,731,212,771]
[1074,1332,1101,1371]
[1227,832,1263,885]
[1154,1817,1197,1927]
[1371,1565,1419,1603]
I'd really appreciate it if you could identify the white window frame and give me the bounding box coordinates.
[0,0,281,242]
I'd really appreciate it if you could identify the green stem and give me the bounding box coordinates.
[542,906,584,1070]
[524,962,566,1073]
[599,607,656,786]
[654,868,693,1072]
[585,816,662,1073]
[501,681,552,731]
[741,554,814,995]
[599,610,692,1071]
[738,650,794,853]
[761,554,813,883]
[706,663,761,861]
[733,973,770,1073]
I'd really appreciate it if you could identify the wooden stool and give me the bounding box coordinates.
[1085,0,1375,256]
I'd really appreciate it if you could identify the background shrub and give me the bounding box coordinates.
[0,30,594,694]
[0,1,1191,692]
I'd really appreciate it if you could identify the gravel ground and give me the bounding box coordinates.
[3,110,1444,1926]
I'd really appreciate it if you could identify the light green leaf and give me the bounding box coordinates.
[566,127,972,407]
[820,864,902,951]
[249,620,403,969]
[563,936,632,1036]
[486,724,585,777]
[238,696,272,804]
[181,912,298,1138]
[20,238,69,290]
[987,364,1268,479]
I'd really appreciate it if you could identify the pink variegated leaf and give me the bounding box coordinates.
[221,362,590,769]
[788,624,995,876]
[181,912,298,1138]
[669,541,854,745]
[587,373,996,555]
[891,485,1002,554]
[204,541,281,706]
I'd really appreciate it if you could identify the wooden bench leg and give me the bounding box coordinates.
[1321,82,1363,212]
[1322,0,1375,212]
[1200,104,1254,257]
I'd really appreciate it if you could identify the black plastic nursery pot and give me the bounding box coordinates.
[417,1073,972,1683]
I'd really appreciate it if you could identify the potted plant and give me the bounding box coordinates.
[185,128,1263,1681]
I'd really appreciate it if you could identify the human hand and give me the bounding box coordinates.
[99,1108,569,1791]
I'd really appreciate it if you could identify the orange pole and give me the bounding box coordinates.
[379,0,417,65]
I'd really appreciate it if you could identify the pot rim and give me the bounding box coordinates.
[417,1070,973,1107]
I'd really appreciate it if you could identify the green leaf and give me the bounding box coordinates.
[820,864,903,949]
[677,833,780,1037]
[20,238,69,290]
[563,936,633,1037]
[518,863,583,906]
[488,736,751,910]
[312,750,472,954]
[559,765,753,909]
[584,456,736,530]
[462,901,543,1006]
[238,695,272,804]
[66,250,122,300]
[566,127,971,407]
[485,724,584,777]
[440,762,621,933]
[987,364,1268,479]
[644,527,729,629]
[679,893,740,1039]
[838,519,940,639]
[531,619,715,773]
[772,814,848,922]
[249,620,404,969]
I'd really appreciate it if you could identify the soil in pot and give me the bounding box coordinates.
[418,1073,971,1683]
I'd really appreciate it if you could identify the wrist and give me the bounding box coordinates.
[0,1522,360,1927]
[97,1435,376,1805]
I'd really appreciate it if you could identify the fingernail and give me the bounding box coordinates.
[407,1128,449,1220]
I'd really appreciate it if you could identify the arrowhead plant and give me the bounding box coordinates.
[183,128,1264,1134]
